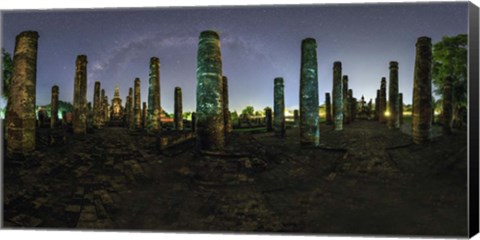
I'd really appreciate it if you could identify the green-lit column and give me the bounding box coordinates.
[325,93,332,125]
[134,78,142,129]
[274,77,285,137]
[174,87,183,130]
[73,55,88,135]
[412,36,433,144]
[388,61,400,129]
[332,62,343,130]
[5,31,39,157]
[50,85,59,128]
[196,30,225,151]
[299,38,319,145]
[147,57,161,133]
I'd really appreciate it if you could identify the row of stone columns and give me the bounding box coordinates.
[3,30,441,159]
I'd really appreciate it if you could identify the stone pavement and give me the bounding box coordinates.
[3,121,468,236]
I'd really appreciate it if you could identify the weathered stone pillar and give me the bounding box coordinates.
[191,112,196,133]
[375,89,380,120]
[196,30,225,150]
[100,89,106,125]
[342,75,350,124]
[349,89,355,121]
[104,95,109,123]
[147,57,161,133]
[265,107,273,132]
[73,55,88,135]
[93,81,102,128]
[128,87,134,129]
[86,102,93,129]
[442,76,453,134]
[125,95,130,125]
[133,78,142,129]
[293,109,299,127]
[325,92,332,125]
[332,62,343,130]
[222,76,232,134]
[299,38,319,145]
[274,77,285,137]
[5,31,39,157]
[174,86,183,131]
[50,85,59,128]
[367,99,373,118]
[412,36,433,144]
[388,61,400,129]
[142,102,147,128]
[399,93,404,125]
[62,111,67,126]
[379,77,387,123]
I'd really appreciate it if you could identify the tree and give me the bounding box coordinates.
[241,106,255,116]
[182,111,192,120]
[2,48,13,100]
[432,34,467,128]
[231,111,239,122]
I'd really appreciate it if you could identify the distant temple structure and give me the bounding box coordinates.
[110,85,123,123]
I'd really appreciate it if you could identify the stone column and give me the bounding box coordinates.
[133,78,142,129]
[332,62,343,130]
[104,95,109,123]
[128,87,134,130]
[412,36,433,144]
[442,76,453,134]
[222,76,232,134]
[50,85,59,128]
[342,75,350,124]
[299,38,320,145]
[196,30,225,150]
[142,102,147,128]
[351,97,358,121]
[62,111,67,126]
[375,89,380,120]
[399,93,403,125]
[348,89,355,121]
[147,57,161,133]
[274,77,285,137]
[86,102,93,129]
[93,81,102,128]
[265,107,273,132]
[325,92,332,125]
[100,89,106,125]
[379,77,387,123]
[73,55,88,135]
[388,61,400,129]
[174,86,183,131]
[191,112,196,133]
[293,110,299,127]
[5,31,39,157]
[125,95,130,126]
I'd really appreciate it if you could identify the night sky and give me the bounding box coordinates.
[1,2,468,114]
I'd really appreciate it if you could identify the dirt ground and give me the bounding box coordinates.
[2,119,468,237]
